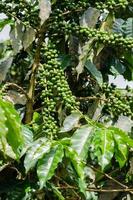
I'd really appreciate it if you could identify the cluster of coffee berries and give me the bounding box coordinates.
[78,27,133,50]
[95,0,130,10]
[38,42,79,138]
[0,0,39,28]
[54,0,89,13]
[49,20,133,51]
[102,83,133,118]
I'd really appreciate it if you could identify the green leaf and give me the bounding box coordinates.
[124,52,133,67]
[108,127,133,167]
[65,146,87,196]
[21,126,33,156]
[85,60,103,87]
[39,0,51,25]
[22,126,33,146]
[59,54,71,70]
[114,134,128,168]
[71,125,93,160]
[59,137,71,146]
[110,59,126,77]
[0,99,24,158]
[0,137,16,159]
[60,111,81,132]
[90,128,114,170]
[37,144,64,188]
[0,106,8,138]
[109,127,133,147]
[24,138,51,172]
[0,18,13,32]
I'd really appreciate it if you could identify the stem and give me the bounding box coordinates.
[57,186,133,192]
[55,175,80,198]
[76,96,107,101]
[4,83,29,100]
[88,164,128,189]
[24,23,47,123]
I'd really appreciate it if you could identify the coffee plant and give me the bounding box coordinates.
[0,0,133,199]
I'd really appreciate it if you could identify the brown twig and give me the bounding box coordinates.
[88,164,129,190]
[55,175,80,199]
[57,186,133,192]
[76,96,107,101]
[6,11,36,32]
[4,83,29,100]
[24,23,48,123]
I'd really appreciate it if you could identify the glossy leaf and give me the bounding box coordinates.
[0,137,16,159]
[90,128,114,170]
[114,134,128,168]
[109,127,133,147]
[0,106,8,138]
[60,111,81,132]
[71,125,93,160]
[65,146,87,196]
[21,126,33,156]
[24,138,51,172]
[0,99,24,158]
[37,144,64,188]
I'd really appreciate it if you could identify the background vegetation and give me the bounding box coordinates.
[0,0,133,199]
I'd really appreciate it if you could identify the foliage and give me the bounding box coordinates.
[0,0,133,199]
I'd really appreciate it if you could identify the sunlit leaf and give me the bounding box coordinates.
[24,137,51,172]
[0,99,24,158]
[90,128,114,170]
[71,125,93,160]
[60,111,81,132]
[109,127,133,147]
[65,146,87,197]
[37,144,64,188]
[114,134,128,168]
[21,125,33,156]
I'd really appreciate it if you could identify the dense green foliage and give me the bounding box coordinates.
[0,0,133,199]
